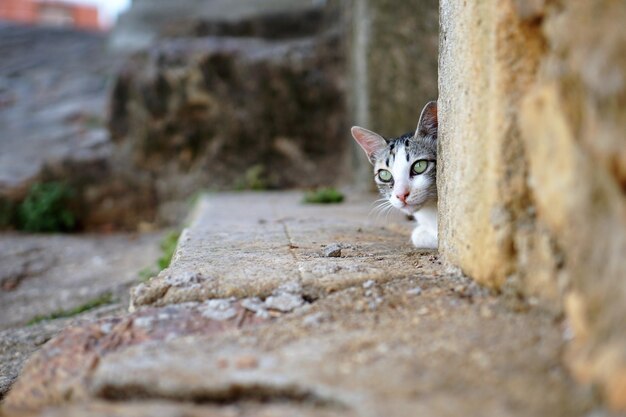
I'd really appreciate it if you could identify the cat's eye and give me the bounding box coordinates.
[411,160,429,175]
[377,169,393,182]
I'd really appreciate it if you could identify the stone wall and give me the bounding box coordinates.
[109,0,335,52]
[108,1,348,224]
[439,0,626,410]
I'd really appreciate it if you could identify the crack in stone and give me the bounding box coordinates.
[280,220,306,286]
[95,382,347,409]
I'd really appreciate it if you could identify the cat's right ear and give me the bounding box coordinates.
[351,126,387,165]
[415,101,438,139]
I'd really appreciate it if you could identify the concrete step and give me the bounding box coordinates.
[3,192,592,417]
[131,192,426,309]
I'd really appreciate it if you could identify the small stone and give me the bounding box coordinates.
[303,312,328,327]
[480,305,494,319]
[264,293,304,312]
[368,296,383,310]
[241,297,265,312]
[277,281,302,294]
[198,299,238,321]
[323,243,342,257]
[242,297,270,318]
[417,306,430,315]
[362,279,375,289]
[407,286,422,296]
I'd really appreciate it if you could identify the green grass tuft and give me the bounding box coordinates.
[303,187,344,204]
[139,230,181,282]
[27,292,114,325]
[235,164,268,191]
[18,182,76,232]
[158,230,181,270]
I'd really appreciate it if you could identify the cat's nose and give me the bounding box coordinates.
[396,191,410,203]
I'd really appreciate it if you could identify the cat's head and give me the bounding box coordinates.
[351,101,438,215]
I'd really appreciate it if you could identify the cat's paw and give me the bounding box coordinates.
[411,226,438,249]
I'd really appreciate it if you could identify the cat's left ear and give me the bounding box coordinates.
[351,126,387,164]
[415,101,438,139]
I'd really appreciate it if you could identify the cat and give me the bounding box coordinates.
[351,101,438,249]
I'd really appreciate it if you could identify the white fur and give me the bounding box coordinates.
[377,147,438,249]
[411,202,438,249]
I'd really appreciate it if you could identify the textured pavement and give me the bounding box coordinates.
[2,192,594,417]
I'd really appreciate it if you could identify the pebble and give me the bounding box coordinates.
[199,299,238,321]
[480,305,494,319]
[362,279,375,289]
[241,297,269,318]
[264,293,304,312]
[323,243,342,257]
[303,311,328,327]
[406,286,422,296]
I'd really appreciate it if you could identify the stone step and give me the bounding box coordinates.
[131,192,423,309]
[2,192,591,417]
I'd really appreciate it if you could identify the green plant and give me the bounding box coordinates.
[139,230,181,282]
[27,292,114,325]
[158,230,181,270]
[18,182,76,232]
[303,187,344,204]
[235,164,268,191]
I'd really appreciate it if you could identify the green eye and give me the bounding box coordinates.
[411,160,429,175]
[377,169,393,182]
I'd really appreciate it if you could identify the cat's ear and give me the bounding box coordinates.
[415,101,438,139]
[351,126,387,164]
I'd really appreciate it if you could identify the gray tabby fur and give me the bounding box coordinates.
[351,101,438,248]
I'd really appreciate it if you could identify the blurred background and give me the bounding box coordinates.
[0,0,439,232]
[0,0,438,398]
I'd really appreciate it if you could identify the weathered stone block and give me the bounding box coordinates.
[438,0,544,288]
[439,0,626,410]
[110,0,339,52]
[109,33,347,210]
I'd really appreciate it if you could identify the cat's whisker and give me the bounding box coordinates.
[371,201,393,222]
[383,204,395,223]
[369,201,389,217]
[369,198,387,208]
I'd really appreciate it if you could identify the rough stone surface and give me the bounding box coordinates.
[5,266,593,417]
[0,232,162,399]
[0,233,162,330]
[3,302,265,411]
[438,0,543,288]
[110,0,339,52]
[0,322,65,400]
[0,23,157,231]
[439,0,626,410]
[109,34,347,223]
[130,192,425,309]
[3,192,596,416]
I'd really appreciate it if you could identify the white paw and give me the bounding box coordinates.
[411,226,438,249]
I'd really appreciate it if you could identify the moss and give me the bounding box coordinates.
[235,164,269,191]
[303,187,344,204]
[139,230,181,282]
[158,230,181,270]
[27,292,115,325]
[17,182,76,232]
